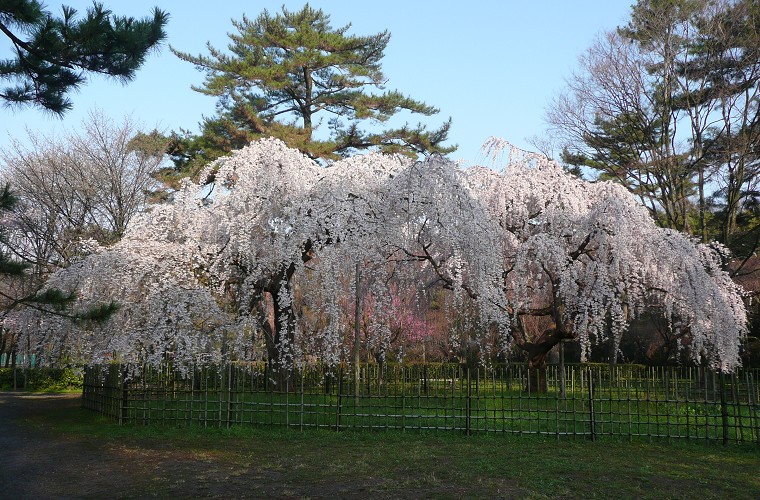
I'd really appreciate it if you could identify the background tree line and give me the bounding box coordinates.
[549,0,759,256]
[546,0,760,365]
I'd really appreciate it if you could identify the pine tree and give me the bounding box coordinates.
[168,3,452,178]
[0,1,168,114]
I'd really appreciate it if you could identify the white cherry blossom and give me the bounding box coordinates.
[6,138,746,373]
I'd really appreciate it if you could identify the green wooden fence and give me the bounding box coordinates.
[82,363,760,445]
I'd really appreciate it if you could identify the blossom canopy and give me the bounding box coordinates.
[6,138,747,373]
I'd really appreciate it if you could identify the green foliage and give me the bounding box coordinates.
[0,255,27,276]
[29,288,76,310]
[562,109,697,232]
[0,183,16,211]
[0,0,169,114]
[76,301,120,322]
[169,3,452,177]
[0,366,83,391]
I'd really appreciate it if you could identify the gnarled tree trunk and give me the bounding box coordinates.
[514,325,576,393]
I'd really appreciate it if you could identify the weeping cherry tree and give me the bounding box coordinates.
[5,138,746,376]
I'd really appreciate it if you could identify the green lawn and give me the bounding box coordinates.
[25,398,760,498]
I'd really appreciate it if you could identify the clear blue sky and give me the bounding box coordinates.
[0,1,633,165]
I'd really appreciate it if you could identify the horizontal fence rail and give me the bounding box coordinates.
[82,363,760,445]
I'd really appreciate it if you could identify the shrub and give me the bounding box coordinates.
[0,367,83,391]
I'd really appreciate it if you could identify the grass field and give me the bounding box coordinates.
[20,394,760,498]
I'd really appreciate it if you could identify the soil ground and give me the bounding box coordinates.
[0,392,333,499]
[2,391,759,499]
[0,392,494,498]
[0,392,159,498]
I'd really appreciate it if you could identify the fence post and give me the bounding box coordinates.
[285,366,290,429]
[732,373,742,443]
[466,367,472,436]
[750,372,760,446]
[336,366,343,431]
[119,364,129,425]
[401,366,406,432]
[226,363,232,429]
[559,341,566,399]
[588,367,596,442]
[217,366,223,428]
[720,372,729,446]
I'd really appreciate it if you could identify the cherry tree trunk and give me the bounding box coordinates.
[519,326,573,393]
[525,354,549,393]
[261,290,297,392]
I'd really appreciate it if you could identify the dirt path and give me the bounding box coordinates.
[0,392,144,498]
[0,392,266,498]
[0,392,387,499]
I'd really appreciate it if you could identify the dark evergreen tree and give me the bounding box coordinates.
[0,1,168,114]
[620,0,760,247]
[168,3,453,179]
